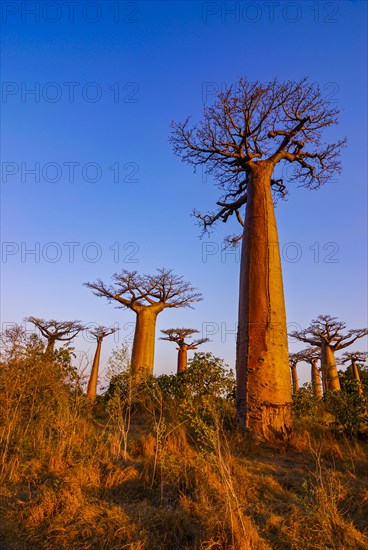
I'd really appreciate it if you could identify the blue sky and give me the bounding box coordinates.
[1,0,367,385]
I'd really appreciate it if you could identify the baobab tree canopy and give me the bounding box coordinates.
[26,317,85,353]
[171,77,346,242]
[26,317,85,341]
[160,328,209,349]
[338,351,368,365]
[89,325,118,341]
[290,315,368,351]
[84,268,202,312]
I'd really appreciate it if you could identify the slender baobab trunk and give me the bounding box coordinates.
[321,342,340,391]
[311,360,323,399]
[351,359,363,395]
[290,364,299,395]
[131,308,158,379]
[177,347,187,374]
[236,161,292,438]
[87,338,102,400]
[45,338,56,354]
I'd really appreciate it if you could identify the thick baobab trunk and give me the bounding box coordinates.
[236,162,292,438]
[290,364,299,395]
[131,308,158,380]
[311,360,323,399]
[87,338,102,400]
[177,346,188,374]
[351,360,363,395]
[321,342,340,391]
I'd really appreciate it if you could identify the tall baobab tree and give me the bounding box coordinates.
[171,77,346,437]
[87,325,118,400]
[290,316,368,392]
[85,269,202,380]
[26,317,85,354]
[289,352,303,395]
[338,351,367,395]
[160,328,209,373]
[298,347,323,398]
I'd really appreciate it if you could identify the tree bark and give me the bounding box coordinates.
[311,360,323,399]
[87,338,102,400]
[236,161,292,438]
[351,359,363,395]
[290,364,299,395]
[131,308,158,380]
[177,347,188,374]
[45,338,55,355]
[321,342,340,391]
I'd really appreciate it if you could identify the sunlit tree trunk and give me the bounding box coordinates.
[351,359,363,395]
[45,338,56,355]
[131,308,158,379]
[321,342,340,391]
[177,347,187,373]
[290,364,299,395]
[236,161,292,438]
[87,338,102,400]
[311,360,323,399]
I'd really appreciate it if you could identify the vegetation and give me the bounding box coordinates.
[1,328,368,550]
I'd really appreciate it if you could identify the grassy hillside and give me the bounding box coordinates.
[1,334,367,549]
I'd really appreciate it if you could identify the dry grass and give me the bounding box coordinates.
[1,352,368,549]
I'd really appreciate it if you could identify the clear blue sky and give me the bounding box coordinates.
[1,0,367,385]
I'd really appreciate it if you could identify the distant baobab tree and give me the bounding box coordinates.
[290,316,368,392]
[338,351,368,395]
[26,317,85,354]
[87,325,118,400]
[84,269,202,380]
[298,347,323,398]
[160,328,209,373]
[289,352,303,395]
[171,77,346,437]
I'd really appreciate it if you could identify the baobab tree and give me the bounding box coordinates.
[160,328,209,373]
[26,317,85,354]
[171,77,346,437]
[87,325,118,400]
[290,315,368,392]
[298,347,323,398]
[84,269,202,380]
[289,352,303,395]
[338,351,367,395]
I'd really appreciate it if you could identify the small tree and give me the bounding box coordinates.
[289,352,303,395]
[298,347,323,398]
[85,269,202,380]
[290,316,367,392]
[160,328,209,373]
[171,77,346,437]
[338,351,367,396]
[86,326,118,400]
[26,317,85,354]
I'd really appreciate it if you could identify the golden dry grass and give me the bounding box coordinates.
[1,350,367,549]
